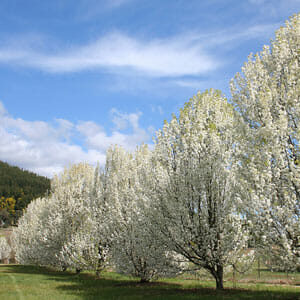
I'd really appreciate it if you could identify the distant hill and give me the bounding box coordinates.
[0,161,50,226]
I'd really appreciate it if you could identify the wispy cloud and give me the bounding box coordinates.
[0,102,151,177]
[184,23,280,50]
[75,0,133,21]
[0,21,283,79]
[151,105,164,115]
[0,32,218,77]
[77,108,151,152]
[247,0,300,17]
[174,79,207,89]
[108,0,133,8]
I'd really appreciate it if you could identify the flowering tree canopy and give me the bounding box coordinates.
[13,163,110,274]
[12,197,52,266]
[151,89,249,289]
[0,237,11,262]
[106,145,183,282]
[231,13,300,269]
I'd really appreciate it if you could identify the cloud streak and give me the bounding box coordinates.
[0,32,218,77]
[0,102,152,177]
[247,0,300,16]
[0,20,282,79]
[75,0,133,21]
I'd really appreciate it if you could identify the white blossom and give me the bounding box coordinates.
[150,89,249,289]
[106,145,183,282]
[231,13,300,270]
[0,237,11,262]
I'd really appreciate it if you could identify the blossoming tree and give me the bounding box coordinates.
[151,89,249,289]
[13,163,110,274]
[0,237,11,263]
[230,13,300,269]
[12,197,52,266]
[105,145,183,282]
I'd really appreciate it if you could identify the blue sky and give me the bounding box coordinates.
[0,0,299,177]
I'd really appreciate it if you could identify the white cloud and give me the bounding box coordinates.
[174,79,205,89]
[78,109,150,151]
[173,78,229,93]
[0,32,218,77]
[0,21,284,79]
[151,105,164,115]
[247,0,300,17]
[249,0,300,5]
[0,102,151,177]
[0,102,7,115]
[75,0,133,21]
[248,0,266,4]
[108,0,132,8]
[186,23,280,51]
[111,108,141,131]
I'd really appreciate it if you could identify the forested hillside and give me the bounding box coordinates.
[0,161,50,226]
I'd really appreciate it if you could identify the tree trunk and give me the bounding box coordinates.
[258,257,261,279]
[232,265,236,288]
[95,268,101,278]
[140,277,150,283]
[214,265,224,290]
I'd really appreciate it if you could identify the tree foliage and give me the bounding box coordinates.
[106,145,183,282]
[0,237,11,262]
[151,89,249,289]
[231,13,300,269]
[13,163,110,273]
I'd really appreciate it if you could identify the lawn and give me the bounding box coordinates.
[0,265,299,300]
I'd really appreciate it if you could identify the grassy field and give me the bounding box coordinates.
[0,264,299,300]
[0,228,299,299]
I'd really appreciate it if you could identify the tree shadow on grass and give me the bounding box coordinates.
[1,265,299,300]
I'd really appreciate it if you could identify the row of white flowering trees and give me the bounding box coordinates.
[12,13,299,290]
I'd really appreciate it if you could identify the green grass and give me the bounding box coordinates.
[0,265,299,300]
[185,261,300,286]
